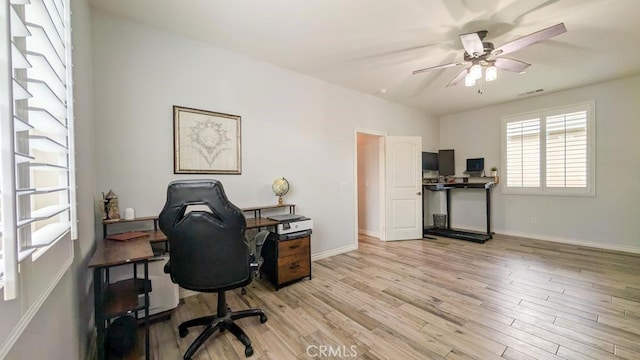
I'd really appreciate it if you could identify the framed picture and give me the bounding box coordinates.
[173,106,242,174]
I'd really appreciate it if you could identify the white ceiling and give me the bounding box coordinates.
[89,0,640,116]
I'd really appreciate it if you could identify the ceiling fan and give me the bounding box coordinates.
[413,23,567,87]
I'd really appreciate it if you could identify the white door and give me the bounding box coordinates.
[384,136,423,241]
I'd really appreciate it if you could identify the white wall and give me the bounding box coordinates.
[440,75,640,253]
[357,133,381,237]
[90,11,439,257]
[5,0,96,358]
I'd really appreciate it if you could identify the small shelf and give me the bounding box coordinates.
[103,216,158,225]
[103,216,160,239]
[241,204,296,229]
[242,204,295,212]
[104,278,148,318]
[146,230,167,243]
[245,217,279,229]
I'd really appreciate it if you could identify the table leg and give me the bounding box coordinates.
[94,268,105,360]
[446,189,451,229]
[144,261,150,360]
[486,188,492,235]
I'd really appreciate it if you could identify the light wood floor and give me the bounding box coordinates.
[146,234,640,359]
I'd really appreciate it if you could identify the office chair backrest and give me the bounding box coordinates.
[158,179,250,292]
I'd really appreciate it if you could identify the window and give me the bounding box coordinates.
[502,102,595,196]
[1,0,76,300]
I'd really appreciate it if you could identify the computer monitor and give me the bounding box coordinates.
[438,149,455,176]
[422,152,438,171]
[465,158,484,173]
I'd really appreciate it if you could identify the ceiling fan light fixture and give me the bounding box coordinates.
[485,65,497,82]
[470,64,482,80]
[464,71,476,87]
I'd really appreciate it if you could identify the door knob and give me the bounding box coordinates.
[417,192,422,195]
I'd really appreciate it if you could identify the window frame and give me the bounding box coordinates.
[501,101,596,197]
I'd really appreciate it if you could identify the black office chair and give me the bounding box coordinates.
[158,179,267,359]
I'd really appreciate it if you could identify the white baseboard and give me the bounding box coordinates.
[498,229,640,254]
[357,229,380,238]
[311,243,358,261]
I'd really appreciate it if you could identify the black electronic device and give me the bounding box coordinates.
[438,149,455,176]
[465,158,484,174]
[422,152,438,171]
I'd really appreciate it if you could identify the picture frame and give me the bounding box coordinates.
[173,106,242,174]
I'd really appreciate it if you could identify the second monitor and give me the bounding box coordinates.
[438,149,455,176]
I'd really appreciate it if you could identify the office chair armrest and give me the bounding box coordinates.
[249,257,263,278]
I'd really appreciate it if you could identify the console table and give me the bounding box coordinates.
[423,182,494,243]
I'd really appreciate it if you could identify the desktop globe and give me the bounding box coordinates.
[272,177,289,205]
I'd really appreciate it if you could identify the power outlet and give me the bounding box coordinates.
[530,217,537,224]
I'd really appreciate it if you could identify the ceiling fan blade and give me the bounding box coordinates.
[494,58,531,73]
[446,67,469,87]
[491,23,567,57]
[460,32,485,57]
[413,61,465,75]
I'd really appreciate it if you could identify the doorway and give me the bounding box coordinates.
[355,130,385,245]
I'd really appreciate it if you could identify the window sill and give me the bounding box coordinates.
[502,187,595,197]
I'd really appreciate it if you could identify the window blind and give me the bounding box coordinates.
[505,117,540,188]
[1,0,75,300]
[546,111,588,188]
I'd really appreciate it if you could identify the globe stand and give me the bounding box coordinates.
[272,177,290,206]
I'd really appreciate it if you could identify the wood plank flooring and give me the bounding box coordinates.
[145,234,640,359]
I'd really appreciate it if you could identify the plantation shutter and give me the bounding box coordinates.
[546,110,588,188]
[505,117,540,188]
[2,0,76,300]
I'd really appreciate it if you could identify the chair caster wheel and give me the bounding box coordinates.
[179,328,189,338]
[260,314,268,323]
[245,346,254,357]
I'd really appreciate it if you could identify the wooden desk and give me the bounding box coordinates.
[102,203,294,235]
[90,204,297,358]
[89,237,154,360]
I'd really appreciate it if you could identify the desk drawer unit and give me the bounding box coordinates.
[262,234,311,290]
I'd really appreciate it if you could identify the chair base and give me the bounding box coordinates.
[179,292,267,359]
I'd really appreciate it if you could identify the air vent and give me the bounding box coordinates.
[517,88,544,96]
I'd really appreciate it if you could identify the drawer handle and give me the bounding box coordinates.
[289,245,300,249]
[289,263,300,270]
